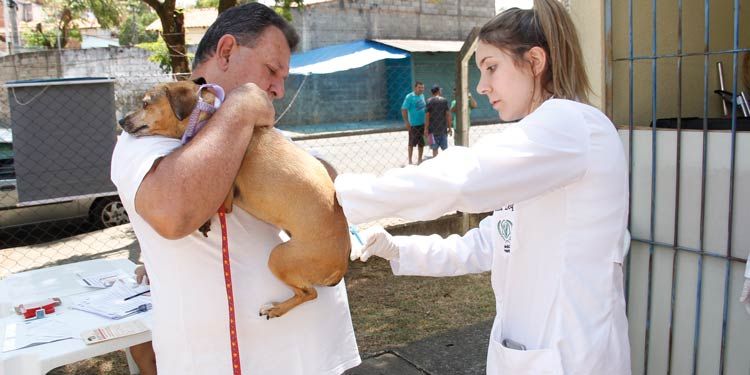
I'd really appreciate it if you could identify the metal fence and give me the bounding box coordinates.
[607,0,750,373]
[0,49,503,279]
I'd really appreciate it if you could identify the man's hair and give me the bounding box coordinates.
[414,81,424,87]
[431,85,440,94]
[193,3,299,69]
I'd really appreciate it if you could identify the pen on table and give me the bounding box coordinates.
[123,290,151,301]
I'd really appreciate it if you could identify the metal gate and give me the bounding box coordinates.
[606,0,750,374]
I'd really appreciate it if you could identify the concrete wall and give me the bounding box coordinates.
[0,47,171,129]
[570,0,605,111]
[290,0,495,52]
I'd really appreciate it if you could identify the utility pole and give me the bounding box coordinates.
[6,0,20,52]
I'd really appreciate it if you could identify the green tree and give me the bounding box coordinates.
[28,0,122,48]
[141,0,303,77]
[119,1,159,45]
[195,0,219,8]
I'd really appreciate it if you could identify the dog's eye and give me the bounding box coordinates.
[142,101,148,109]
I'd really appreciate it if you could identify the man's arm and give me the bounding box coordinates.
[401,109,411,129]
[446,109,453,135]
[135,84,274,239]
[424,112,431,134]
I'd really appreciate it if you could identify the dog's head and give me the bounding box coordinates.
[118,77,216,138]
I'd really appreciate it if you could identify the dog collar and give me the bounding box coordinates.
[181,83,226,144]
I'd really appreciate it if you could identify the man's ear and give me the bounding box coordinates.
[165,85,197,121]
[526,46,548,77]
[215,34,238,71]
[193,77,206,85]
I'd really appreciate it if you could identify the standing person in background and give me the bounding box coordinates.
[335,0,631,373]
[424,85,452,157]
[450,87,478,130]
[450,87,478,146]
[401,81,426,165]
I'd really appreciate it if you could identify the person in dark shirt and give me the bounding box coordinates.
[424,85,452,157]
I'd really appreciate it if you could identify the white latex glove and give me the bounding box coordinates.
[740,278,750,315]
[351,225,399,262]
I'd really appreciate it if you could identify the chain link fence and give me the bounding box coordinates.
[0,45,504,278]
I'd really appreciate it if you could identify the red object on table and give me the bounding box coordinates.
[15,298,61,319]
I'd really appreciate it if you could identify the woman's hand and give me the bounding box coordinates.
[350,225,400,262]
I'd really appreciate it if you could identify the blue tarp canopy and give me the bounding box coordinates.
[290,40,409,75]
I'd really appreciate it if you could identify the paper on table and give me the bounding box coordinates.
[81,320,149,345]
[76,270,131,288]
[70,280,151,320]
[2,317,73,352]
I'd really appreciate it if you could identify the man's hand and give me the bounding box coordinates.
[740,278,750,315]
[222,83,276,128]
[350,225,399,262]
[448,128,453,136]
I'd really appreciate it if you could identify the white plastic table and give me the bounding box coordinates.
[0,258,152,374]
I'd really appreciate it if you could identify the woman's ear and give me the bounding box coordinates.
[214,34,238,71]
[526,46,548,78]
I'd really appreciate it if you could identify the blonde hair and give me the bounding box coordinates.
[479,0,591,104]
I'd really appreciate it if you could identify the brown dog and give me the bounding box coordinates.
[119,79,351,319]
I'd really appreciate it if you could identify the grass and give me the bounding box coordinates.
[48,257,495,374]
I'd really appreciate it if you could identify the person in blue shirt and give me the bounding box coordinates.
[401,81,426,165]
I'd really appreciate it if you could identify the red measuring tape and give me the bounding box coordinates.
[218,207,242,375]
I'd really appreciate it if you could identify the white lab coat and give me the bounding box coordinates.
[335,99,631,374]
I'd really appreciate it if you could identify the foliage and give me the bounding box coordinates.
[118,0,158,45]
[47,0,121,29]
[273,0,304,21]
[22,29,57,48]
[119,17,158,45]
[196,0,219,8]
[23,0,121,49]
[22,26,81,48]
[137,40,193,74]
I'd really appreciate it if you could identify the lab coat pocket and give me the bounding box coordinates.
[488,337,564,375]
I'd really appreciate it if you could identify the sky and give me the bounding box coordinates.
[495,0,533,13]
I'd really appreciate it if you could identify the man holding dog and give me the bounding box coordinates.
[111,3,360,374]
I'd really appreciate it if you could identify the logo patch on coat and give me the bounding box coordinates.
[498,219,512,253]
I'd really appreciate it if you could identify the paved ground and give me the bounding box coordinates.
[346,320,492,375]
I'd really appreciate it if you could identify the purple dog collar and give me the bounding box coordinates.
[181,83,226,144]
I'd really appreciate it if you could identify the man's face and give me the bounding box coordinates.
[414,84,425,96]
[221,26,291,100]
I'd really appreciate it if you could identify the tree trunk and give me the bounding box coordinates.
[143,0,190,78]
[161,9,190,78]
[58,7,72,49]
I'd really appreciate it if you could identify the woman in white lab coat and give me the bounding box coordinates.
[335,1,631,374]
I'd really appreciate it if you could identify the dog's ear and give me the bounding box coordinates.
[193,77,207,86]
[165,85,198,121]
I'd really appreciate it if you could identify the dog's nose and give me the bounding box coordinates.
[118,117,125,126]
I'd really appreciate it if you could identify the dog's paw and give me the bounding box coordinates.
[198,221,212,237]
[258,303,282,320]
